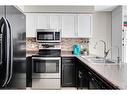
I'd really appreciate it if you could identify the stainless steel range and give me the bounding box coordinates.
[32,38,61,89]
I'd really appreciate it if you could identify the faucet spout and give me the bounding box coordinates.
[94,40,108,59]
[94,40,120,63]
[104,49,110,59]
[107,46,120,63]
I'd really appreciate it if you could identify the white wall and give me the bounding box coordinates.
[89,12,112,58]
[123,6,127,63]
[112,6,123,62]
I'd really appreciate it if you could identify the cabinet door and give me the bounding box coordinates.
[26,13,36,37]
[26,57,32,87]
[61,14,76,38]
[76,61,89,89]
[77,14,92,38]
[37,14,50,29]
[50,14,61,29]
[62,64,75,87]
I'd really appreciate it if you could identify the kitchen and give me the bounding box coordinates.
[0,5,127,90]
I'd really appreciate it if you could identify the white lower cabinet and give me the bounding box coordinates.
[32,79,60,89]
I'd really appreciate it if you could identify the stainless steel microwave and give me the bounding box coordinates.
[36,29,61,43]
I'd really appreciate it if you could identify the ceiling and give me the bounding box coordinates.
[17,5,118,13]
[94,6,117,11]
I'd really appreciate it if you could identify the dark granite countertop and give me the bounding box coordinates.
[27,50,127,89]
[62,51,127,89]
[77,56,127,89]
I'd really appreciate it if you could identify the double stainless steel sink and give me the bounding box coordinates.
[81,56,117,64]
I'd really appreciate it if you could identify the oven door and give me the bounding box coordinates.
[32,57,61,78]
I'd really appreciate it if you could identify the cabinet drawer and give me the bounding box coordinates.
[9,78,26,89]
[32,79,60,89]
[62,57,75,64]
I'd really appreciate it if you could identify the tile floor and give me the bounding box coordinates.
[26,87,87,90]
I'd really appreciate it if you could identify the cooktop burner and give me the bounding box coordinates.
[33,49,61,57]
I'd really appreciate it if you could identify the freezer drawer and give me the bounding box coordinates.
[7,78,26,89]
[32,79,60,90]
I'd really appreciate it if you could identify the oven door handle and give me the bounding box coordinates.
[32,57,60,60]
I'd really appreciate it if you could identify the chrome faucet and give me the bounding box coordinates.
[94,40,120,63]
[106,46,120,63]
[94,40,109,59]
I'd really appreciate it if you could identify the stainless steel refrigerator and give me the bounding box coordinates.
[0,6,26,89]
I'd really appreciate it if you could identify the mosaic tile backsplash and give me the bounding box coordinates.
[26,37,89,53]
[26,37,39,52]
[61,38,89,51]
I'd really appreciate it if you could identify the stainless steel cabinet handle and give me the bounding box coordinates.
[88,72,92,75]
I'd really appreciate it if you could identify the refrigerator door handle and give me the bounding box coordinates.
[0,19,4,66]
[0,17,10,87]
[6,19,13,85]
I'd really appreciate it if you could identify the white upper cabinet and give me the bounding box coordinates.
[26,13,92,38]
[61,14,76,38]
[77,14,92,38]
[50,14,61,29]
[26,13,37,37]
[61,14,92,38]
[37,14,61,29]
[37,14,50,29]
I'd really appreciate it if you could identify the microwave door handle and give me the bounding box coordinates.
[53,32,55,40]
[6,19,13,85]
[0,17,10,87]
